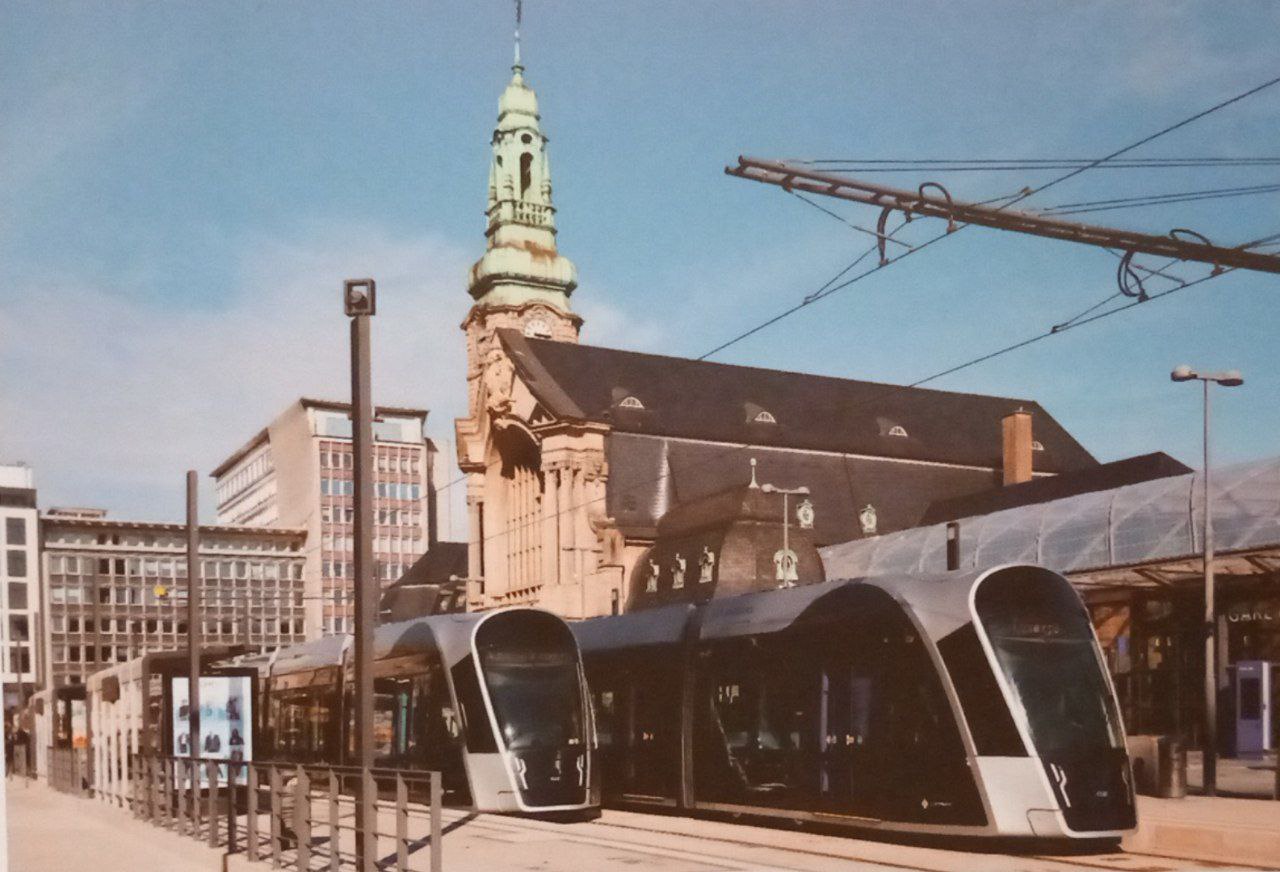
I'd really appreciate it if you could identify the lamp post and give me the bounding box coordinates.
[1171,364,1243,797]
[345,278,377,871]
[760,483,810,588]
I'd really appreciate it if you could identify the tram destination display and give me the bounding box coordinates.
[170,675,252,786]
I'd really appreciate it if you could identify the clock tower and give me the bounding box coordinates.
[460,32,581,417]
[456,12,613,616]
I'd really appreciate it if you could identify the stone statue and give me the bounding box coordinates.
[699,546,716,584]
[671,553,687,589]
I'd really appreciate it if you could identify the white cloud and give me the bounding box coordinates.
[0,225,474,521]
[0,222,671,525]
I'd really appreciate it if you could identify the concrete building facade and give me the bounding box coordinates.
[40,508,307,687]
[213,398,439,637]
[1,463,40,708]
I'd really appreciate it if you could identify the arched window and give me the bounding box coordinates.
[1031,440,1045,452]
[520,152,533,198]
[887,425,908,438]
[752,410,776,425]
[618,396,644,410]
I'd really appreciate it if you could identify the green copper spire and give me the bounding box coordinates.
[467,4,577,311]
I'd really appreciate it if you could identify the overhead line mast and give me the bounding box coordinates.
[726,156,1280,276]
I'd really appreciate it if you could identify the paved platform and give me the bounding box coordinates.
[7,776,1280,872]
[4,778,226,871]
[1124,794,1280,869]
[1185,752,1279,799]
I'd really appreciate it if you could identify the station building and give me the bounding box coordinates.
[452,51,1115,619]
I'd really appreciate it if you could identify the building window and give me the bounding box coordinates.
[7,582,26,610]
[5,518,25,545]
[753,410,776,424]
[887,425,908,438]
[1031,440,1045,452]
[618,396,645,410]
[6,549,26,578]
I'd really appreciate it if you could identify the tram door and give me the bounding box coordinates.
[1235,661,1274,757]
[818,659,876,814]
[592,658,680,802]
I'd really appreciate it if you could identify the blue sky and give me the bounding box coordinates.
[2,1,1277,524]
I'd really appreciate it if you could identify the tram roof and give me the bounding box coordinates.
[572,603,695,653]
[820,455,1280,579]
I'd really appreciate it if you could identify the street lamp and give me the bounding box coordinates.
[760,482,810,588]
[1170,364,1243,797]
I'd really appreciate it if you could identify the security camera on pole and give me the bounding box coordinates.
[345,278,377,871]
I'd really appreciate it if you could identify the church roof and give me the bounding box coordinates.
[498,329,1097,473]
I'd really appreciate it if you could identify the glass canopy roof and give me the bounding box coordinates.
[820,457,1280,578]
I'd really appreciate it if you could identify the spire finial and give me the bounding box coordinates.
[749,457,760,489]
[513,0,523,70]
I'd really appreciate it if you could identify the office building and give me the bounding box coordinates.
[40,508,306,687]
[213,398,439,637]
[1,463,39,708]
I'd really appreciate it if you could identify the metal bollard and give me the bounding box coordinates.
[247,764,259,862]
[163,759,173,829]
[191,759,202,837]
[207,760,219,847]
[177,760,187,834]
[294,766,311,870]
[430,771,442,872]
[226,762,238,855]
[329,772,340,872]
[396,773,408,872]
[269,765,282,868]
[360,768,378,872]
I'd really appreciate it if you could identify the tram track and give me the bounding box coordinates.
[448,808,1273,872]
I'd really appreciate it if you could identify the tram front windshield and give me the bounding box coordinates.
[477,618,584,752]
[975,567,1124,755]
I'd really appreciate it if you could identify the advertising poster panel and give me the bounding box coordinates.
[171,676,252,787]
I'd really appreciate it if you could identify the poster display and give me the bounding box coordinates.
[170,676,252,787]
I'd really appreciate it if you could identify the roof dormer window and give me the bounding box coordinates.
[752,410,777,425]
[887,425,908,438]
[1031,440,1045,452]
[618,396,645,410]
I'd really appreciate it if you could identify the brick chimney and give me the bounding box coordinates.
[1001,409,1033,486]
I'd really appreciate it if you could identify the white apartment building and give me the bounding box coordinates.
[0,463,39,709]
[212,398,442,638]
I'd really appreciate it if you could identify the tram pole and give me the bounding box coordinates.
[185,470,201,789]
[345,279,377,872]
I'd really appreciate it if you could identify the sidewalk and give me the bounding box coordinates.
[4,779,226,872]
[1123,794,1280,869]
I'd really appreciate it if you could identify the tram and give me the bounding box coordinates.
[256,607,598,816]
[573,563,1135,840]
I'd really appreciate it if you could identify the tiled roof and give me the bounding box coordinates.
[499,330,1096,472]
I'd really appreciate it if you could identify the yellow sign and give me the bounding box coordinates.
[153,584,169,599]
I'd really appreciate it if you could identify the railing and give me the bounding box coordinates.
[131,755,443,872]
[48,746,90,796]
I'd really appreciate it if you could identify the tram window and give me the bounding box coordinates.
[976,567,1124,755]
[936,624,1026,756]
[593,690,615,747]
[451,656,498,753]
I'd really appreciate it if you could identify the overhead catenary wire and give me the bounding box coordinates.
[702,72,1280,361]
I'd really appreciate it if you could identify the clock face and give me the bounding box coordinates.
[523,317,552,339]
